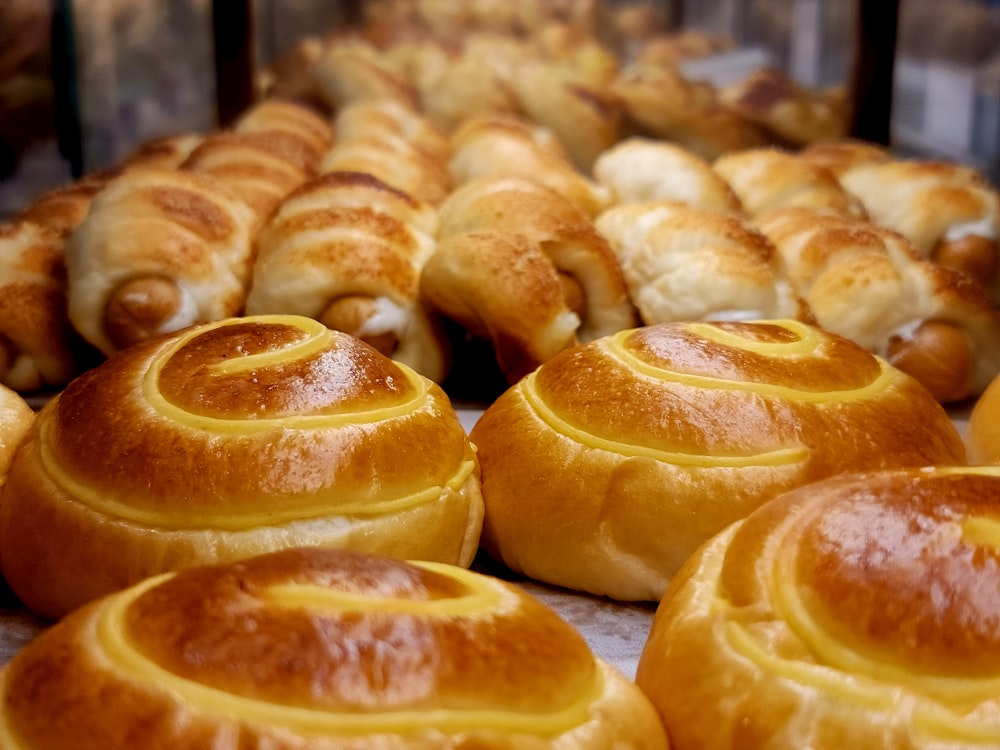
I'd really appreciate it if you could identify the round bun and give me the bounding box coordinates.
[0,315,484,620]
[0,547,669,749]
[968,374,1000,464]
[471,319,967,602]
[636,465,1000,749]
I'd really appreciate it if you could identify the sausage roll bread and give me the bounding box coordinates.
[756,207,1000,403]
[245,171,449,383]
[312,37,420,111]
[836,159,1000,296]
[14,170,115,240]
[592,137,744,214]
[0,221,86,392]
[447,114,614,219]
[636,465,1000,750]
[713,147,867,219]
[968,374,1000,465]
[64,167,258,357]
[321,99,453,206]
[594,200,808,325]
[422,176,637,383]
[0,547,668,749]
[611,63,768,161]
[232,98,334,173]
[0,383,32,488]
[0,315,483,619]
[471,319,966,602]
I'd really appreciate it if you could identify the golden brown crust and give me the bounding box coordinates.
[719,68,849,147]
[0,221,82,391]
[245,171,449,382]
[636,466,1000,749]
[312,37,420,110]
[968,375,1000,465]
[121,133,204,171]
[233,97,334,172]
[448,114,614,218]
[837,159,1000,298]
[0,547,668,749]
[755,207,1000,401]
[64,168,258,356]
[0,315,483,620]
[595,200,809,325]
[15,171,114,238]
[714,147,867,219]
[592,137,744,214]
[798,139,892,178]
[471,320,966,602]
[612,63,768,160]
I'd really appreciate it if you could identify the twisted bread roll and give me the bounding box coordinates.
[968,375,1000,465]
[798,138,891,178]
[448,114,613,218]
[592,137,743,214]
[0,315,483,620]
[0,221,85,392]
[719,67,849,147]
[0,547,668,749]
[594,201,808,325]
[471,319,966,602]
[0,383,32,488]
[612,64,768,161]
[313,37,420,110]
[322,99,453,206]
[756,207,1000,403]
[836,159,1000,295]
[183,131,311,223]
[120,132,204,171]
[636,466,1000,750]
[714,147,867,219]
[232,98,333,173]
[245,171,449,382]
[15,170,114,239]
[65,168,257,356]
[423,177,637,382]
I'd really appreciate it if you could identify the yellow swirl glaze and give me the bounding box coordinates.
[143,316,432,434]
[95,570,603,738]
[38,424,476,528]
[606,323,898,404]
[519,370,809,468]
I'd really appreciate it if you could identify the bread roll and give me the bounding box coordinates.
[64,168,258,356]
[182,131,311,223]
[636,465,1000,749]
[968,374,1000,465]
[245,171,449,382]
[471,319,966,602]
[714,147,867,219]
[424,176,637,382]
[797,138,891,178]
[312,37,420,110]
[837,159,1000,296]
[0,315,484,620]
[612,63,768,160]
[0,383,32,488]
[15,170,114,239]
[0,221,85,392]
[719,67,849,147]
[232,98,333,172]
[595,201,808,325]
[592,137,744,214]
[448,114,614,218]
[0,547,668,749]
[120,133,204,171]
[321,99,453,206]
[756,207,1000,403]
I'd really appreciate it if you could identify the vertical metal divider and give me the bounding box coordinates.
[211,0,256,128]
[848,0,901,145]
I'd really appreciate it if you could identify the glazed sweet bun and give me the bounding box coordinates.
[968,374,1000,464]
[0,547,669,750]
[636,465,1000,749]
[471,319,967,602]
[0,315,484,620]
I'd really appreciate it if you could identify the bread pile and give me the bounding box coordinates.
[0,1,999,740]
